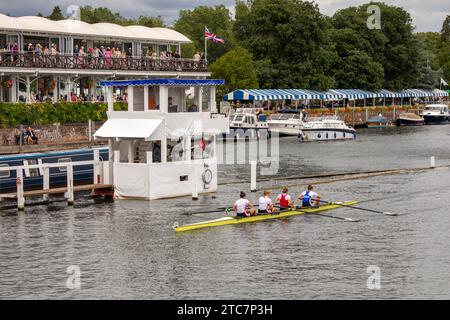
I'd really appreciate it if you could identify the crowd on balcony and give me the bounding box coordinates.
[0,41,207,71]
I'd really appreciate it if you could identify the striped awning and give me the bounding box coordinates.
[327,89,376,100]
[377,89,403,98]
[224,89,314,101]
[433,89,449,97]
[400,89,427,97]
[223,88,449,101]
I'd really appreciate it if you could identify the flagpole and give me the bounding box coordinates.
[204,26,208,61]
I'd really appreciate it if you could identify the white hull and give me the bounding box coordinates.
[301,130,355,141]
[268,124,303,136]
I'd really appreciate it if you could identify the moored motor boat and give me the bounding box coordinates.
[267,109,304,136]
[366,115,394,128]
[419,104,449,125]
[300,116,356,141]
[396,113,425,126]
[223,108,269,140]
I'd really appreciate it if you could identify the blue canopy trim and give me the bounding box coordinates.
[100,78,225,87]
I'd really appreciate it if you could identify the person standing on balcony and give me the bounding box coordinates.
[105,47,111,67]
[51,44,58,66]
[12,41,18,62]
[43,45,50,67]
[126,47,132,69]
[79,46,86,66]
[120,49,126,68]
[193,52,201,61]
[115,48,121,68]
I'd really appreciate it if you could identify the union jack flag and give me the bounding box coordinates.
[204,27,225,44]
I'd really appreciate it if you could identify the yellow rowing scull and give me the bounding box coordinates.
[173,201,358,232]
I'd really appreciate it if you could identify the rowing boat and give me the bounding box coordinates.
[173,201,358,232]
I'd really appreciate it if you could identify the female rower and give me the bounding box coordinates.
[275,187,294,210]
[258,190,276,214]
[298,185,321,208]
[233,191,257,217]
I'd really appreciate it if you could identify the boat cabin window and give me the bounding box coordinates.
[425,106,444,112]
[58,158,72,172]
[233,115,243,122]
[0,164,10,178]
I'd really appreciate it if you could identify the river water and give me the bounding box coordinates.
[1,125,450,299]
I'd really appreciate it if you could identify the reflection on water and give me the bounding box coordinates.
[0,125,450,299]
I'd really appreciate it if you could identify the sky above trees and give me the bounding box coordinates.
[0,0,448,32]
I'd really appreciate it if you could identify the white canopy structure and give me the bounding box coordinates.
[94,118,163,140]
[0,14,191,43]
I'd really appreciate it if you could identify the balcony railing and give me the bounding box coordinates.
[0,52,209,73]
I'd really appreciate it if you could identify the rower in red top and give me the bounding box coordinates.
[275,187,294,210]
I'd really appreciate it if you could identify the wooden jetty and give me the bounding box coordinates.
[0,157,113,211]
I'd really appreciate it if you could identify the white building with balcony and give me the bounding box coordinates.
[0,13,209,103]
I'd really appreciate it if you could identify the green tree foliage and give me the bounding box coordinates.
[331,28,384,90]
[47,6,64,21]
[332,2,419,90]
[174,5,234,62]
[414,37,441,89]
[210,47,259,99]
[39,6,165,27]
[441,15,450,42]
[234,0,335,90]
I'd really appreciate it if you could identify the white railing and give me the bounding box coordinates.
[0,149,108,210]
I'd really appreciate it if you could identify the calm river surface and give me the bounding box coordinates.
[1,125,450,299]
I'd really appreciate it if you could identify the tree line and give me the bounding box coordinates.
[40,2,450,94]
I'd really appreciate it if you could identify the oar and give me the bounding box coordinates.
[262,206,360,222]
[318,200,401,216]
[291,207,361,222]
[183,207,232,216]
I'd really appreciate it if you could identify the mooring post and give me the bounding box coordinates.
[66,164,74,206]
[19,124,23,154]
[251,160,257,192]
[88,119,93,146]
[430,156,435,169]
[43,165,50,202]
[16,168,25,211]
[192,166,199,200]
[93,148,100,184]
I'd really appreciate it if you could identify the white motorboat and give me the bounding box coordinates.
[267,110,304,136]
[225,108,269,139]
[300,116,356,141]
[419,104,449,125]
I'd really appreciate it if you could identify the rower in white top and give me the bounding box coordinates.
[258,190,276,214]
[233,191,257,217]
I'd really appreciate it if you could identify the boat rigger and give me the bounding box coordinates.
[173,201,358,232]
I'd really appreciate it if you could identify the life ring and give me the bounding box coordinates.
[202,168,213,185]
